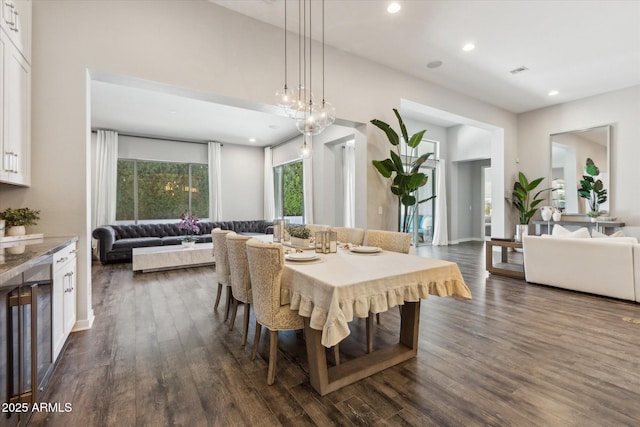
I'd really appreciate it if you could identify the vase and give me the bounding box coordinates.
[182,240,196,248]
[6,225,26,236]
[552,211,562,222]
[590,217,597,223]
[541,207,552,221]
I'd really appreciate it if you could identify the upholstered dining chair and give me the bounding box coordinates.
[246,239,304,385]
[211,228,234,321]
[305,223,331,236]
[363,229,412,352]
[331,226,365,245]
[225,233,253,346]
[364,229,412,254]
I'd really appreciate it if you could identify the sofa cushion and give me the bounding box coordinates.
[551,224,591,238]
[112,237,162,250]
[591,229,625,238]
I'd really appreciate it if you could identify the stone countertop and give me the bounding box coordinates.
[0,236,78,286]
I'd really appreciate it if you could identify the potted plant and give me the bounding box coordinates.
[578,158,607,222]
[288,226,311,248]
[371,109,435,233]
[507,173,554,242]
[178,213,200,247]
[0,207,41,236]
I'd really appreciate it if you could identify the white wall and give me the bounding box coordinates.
[0,0,518,329]
[518,85,640,238]
[219,144,264,220]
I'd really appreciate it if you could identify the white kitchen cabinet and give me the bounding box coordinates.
[52,242,77,360]
[0,28,30,186]
[0,0,30,62]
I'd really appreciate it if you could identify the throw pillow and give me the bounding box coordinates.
[592,230,625,238]
[551,224,591,238]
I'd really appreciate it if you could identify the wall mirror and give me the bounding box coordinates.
[550,125,610,215]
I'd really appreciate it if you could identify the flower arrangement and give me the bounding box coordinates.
[0,207,41,227]
[178,213,200,242]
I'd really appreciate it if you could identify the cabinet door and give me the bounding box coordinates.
[63,264,76,338]
[1,0,30,61]
[52,266,65,360]
[2,38,30,186]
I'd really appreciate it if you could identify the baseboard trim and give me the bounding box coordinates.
[72,310,95,331]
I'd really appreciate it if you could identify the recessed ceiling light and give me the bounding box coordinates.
[387,2,401,14]
[462,43,475,52]
[427,60,443,69]
[268,124,280,130]
[249,138,257,143]
[548,90,559,96]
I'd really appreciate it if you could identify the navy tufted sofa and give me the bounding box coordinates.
[92,220,273,264]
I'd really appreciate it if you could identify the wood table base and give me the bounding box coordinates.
[304,301,420,396]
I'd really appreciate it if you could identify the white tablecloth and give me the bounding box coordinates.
[280,248,471,347]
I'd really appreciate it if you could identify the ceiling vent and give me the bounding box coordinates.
[510,66,529,75]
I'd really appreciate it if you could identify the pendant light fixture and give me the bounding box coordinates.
[275,0,294,110]
[277,0,335,139]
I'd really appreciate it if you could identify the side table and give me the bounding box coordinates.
[485,239,525,279]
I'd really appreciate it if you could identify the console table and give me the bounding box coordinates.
[532,219,625,235]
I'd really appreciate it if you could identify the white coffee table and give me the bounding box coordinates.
[132,243,215,273]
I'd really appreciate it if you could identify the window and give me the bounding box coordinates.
[116,159,208,222]
[273,161,303,223]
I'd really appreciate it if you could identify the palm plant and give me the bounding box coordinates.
[371,109,435,233]
[509,172,554,225]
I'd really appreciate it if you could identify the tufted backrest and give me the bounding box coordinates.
[226,233,253,304]
[330,226,365,245]
[233,220,268,234]
[212,228,235,286]
[112,223,182,239]
[364,229,411,254]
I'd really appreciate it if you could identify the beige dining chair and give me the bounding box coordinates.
[364,229,412,254]
[331,226,365,245]
[211,228,234,321]
[305,224,331,236]
[226,233,253,346]
[246,239,304,385]
[363,229,412,352]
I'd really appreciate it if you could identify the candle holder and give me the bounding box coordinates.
[273,218,289,243]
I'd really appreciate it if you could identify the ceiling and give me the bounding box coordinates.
[91,0,640,145]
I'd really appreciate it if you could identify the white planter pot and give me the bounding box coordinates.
[514,224,529,243]
[6,225,26,236]
[182,240,196,248]
[290,236,310,248]
[541,207,553,221]
[552,211,562,222]
[7,245,26,255]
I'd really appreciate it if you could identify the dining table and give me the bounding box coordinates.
[266,238,472,396]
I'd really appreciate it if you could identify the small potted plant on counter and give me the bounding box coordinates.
[578,158,607,222]
[288,226,311,248]
[0,207,41,236]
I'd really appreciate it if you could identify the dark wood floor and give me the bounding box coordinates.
[30,242,640,426]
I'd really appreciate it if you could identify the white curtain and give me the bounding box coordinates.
[302,138,314,224]
[92,130,118,251]
[263,147,275,220]
[343,140,356,227]
[93,130,118,228]
[432,161,449,246]
[208,142,223,221]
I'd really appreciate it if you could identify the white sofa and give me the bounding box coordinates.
[522,234,640,302]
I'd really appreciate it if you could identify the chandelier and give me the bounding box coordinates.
[275,0,335,139]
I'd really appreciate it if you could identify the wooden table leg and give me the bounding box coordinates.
[304,301,421,396]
